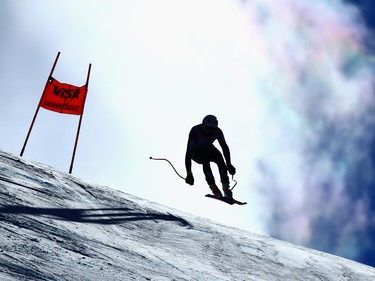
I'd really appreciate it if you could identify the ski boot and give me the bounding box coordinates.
[222,183,233,200]
[209,184,223,199]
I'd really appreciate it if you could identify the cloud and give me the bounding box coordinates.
[242,0,375,265]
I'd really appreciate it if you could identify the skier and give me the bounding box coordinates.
[185,115,236,199]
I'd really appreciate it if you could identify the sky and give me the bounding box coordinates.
[1,0,375,266]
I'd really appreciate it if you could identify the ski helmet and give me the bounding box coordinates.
[202,115,218,133]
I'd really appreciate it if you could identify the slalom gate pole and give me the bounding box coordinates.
[69,63,92,174]
[20,52,60,157]
[149,157,185,180]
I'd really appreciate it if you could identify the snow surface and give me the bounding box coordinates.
[0,149,374,281]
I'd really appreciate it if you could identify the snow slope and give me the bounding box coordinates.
[0,149,374,281]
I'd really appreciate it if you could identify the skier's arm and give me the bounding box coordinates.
[185,150,192,174]
[218,137,231,165]
[218,136,236,175]
[185,129,195,185]
[185,128,197,173]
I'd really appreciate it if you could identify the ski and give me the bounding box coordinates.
[205,194,247,205]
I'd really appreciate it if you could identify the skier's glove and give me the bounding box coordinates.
[227,164,236,175]
[185,173,194,185]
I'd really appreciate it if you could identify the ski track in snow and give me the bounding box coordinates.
[0,149,374,280]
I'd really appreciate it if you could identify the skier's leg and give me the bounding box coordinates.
[207,146,229,185]
[192,149,217,184]
[202,162,214,185]
[202,162,222,198]
[209,147,232,199]
[192,150,222,198]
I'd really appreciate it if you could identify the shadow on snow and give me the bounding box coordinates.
[0,205,192,228]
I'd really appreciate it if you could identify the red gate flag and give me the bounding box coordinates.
[20,52,92,174]
[40,78,88,115]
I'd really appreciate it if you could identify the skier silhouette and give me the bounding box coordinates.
[185,115,236,199]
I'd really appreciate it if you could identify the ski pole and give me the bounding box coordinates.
[150,156,238,189]
[230,175,237,190]
[149,157,186,180]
